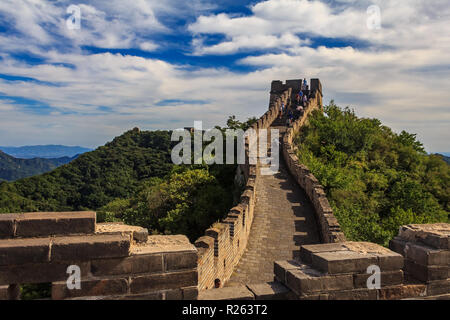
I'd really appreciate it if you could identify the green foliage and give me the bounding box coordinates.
[0,150,75,181]
[295,102,449,246]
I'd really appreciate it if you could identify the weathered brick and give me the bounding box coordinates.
[426,279,450,296]
[0,214,15,239]
[405,260,449,282]
[52,277,128,300]
[0,238,50,266]
[15,212,96,238]
[164,251,197,272]
[286,268,353,295]
[130,270,197,294]
[165,289,183,300]
[377,284,426,300]
[182,286,199,300]
[0,261,90,285]
[274,260,301,283]
[299,243,348,265]
[311,250,378,274]
[328,288,377,300]
[91,254,163,276]
[377,252,404,271]
[247,281,291,300]
[404,242,449,266]
[51,234,130,262]
[0,285,8,300]
[353,270,403,289]
[389,237,407,256]
[198,286,254,300]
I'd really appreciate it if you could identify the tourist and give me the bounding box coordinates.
[303,78,308,90]
[303,94,308,106]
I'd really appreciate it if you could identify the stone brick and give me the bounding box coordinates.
[15,212,96,238]
[299,243,348,265]
[246,281,291,300]
[404,242,449,266]
[0,285,8,300]
[52,277,129,300]
[164,251,197,272]
[426,279,450,296]
[328,288,377,300]
[405,259,449,282]
[377,284,426,300]
[377,252,404,271]
[0,214,15,239]
[353,270,403,289]
[0,238,50,266]
[286,268,353,295]
[398,224,449,249]
[182,286,199,300]
[311,250,378,274]
[274,260,301,283]
[51,234,130,262]
[198,286,254,300]
[165,289,183,300]
[130,270,197,294]
[91,254,163,276]
[389,237,407,256]
[0,261,90,285]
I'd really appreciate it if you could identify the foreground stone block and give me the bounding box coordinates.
[353,270,404,289]
[0,261,90,285]
[130,270,197,294]
[426,279,450,296]
[15,212,96,238]
[305,242,403,274]
[0,238,50,266]
[0,215,15,239]
[91,254,163,276]
[51,234,130,261]
[405,260,449,282]
[247,281,291,300]
[286,267,353,295]
[377,284,426,300]
[52,277,128,300]
[198,286,254,300]
[96,223,148,243]
[274,260,302,283]
[398,224,450,249]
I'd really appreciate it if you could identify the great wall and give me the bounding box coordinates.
[0,78,449,300]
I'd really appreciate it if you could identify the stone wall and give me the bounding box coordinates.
[279,79,346,243]
[195,89,292,290]
[0,212,198,300]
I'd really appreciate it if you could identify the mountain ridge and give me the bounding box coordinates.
[0,145,92,159]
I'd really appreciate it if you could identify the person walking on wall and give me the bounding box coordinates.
[279,102,285,119]
[302,78,308,90]
[302,94,308,107]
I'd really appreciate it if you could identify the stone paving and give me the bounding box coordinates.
[226,120,321,286]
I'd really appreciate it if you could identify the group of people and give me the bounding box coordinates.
[278,78,310,126]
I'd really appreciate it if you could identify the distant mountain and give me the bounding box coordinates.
[435,154,450,165]
[0,151,77,181]
[0,145,91,159]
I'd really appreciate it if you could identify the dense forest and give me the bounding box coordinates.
[0,118,255,242]
[0,151,77,182]
[294,102,449,246]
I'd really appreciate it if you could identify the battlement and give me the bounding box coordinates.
[0,212,197,300]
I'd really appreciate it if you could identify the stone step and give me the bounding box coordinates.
[0,211,96,239]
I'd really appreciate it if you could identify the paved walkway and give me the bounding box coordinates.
[226,120,321,286]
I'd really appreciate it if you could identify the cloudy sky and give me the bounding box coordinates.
[0,0,448,152]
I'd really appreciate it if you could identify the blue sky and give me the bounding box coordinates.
[0,0,449,152]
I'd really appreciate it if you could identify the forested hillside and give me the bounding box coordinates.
[0,121,249,241]
[295,102,449,246]
[0,151,76,181]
